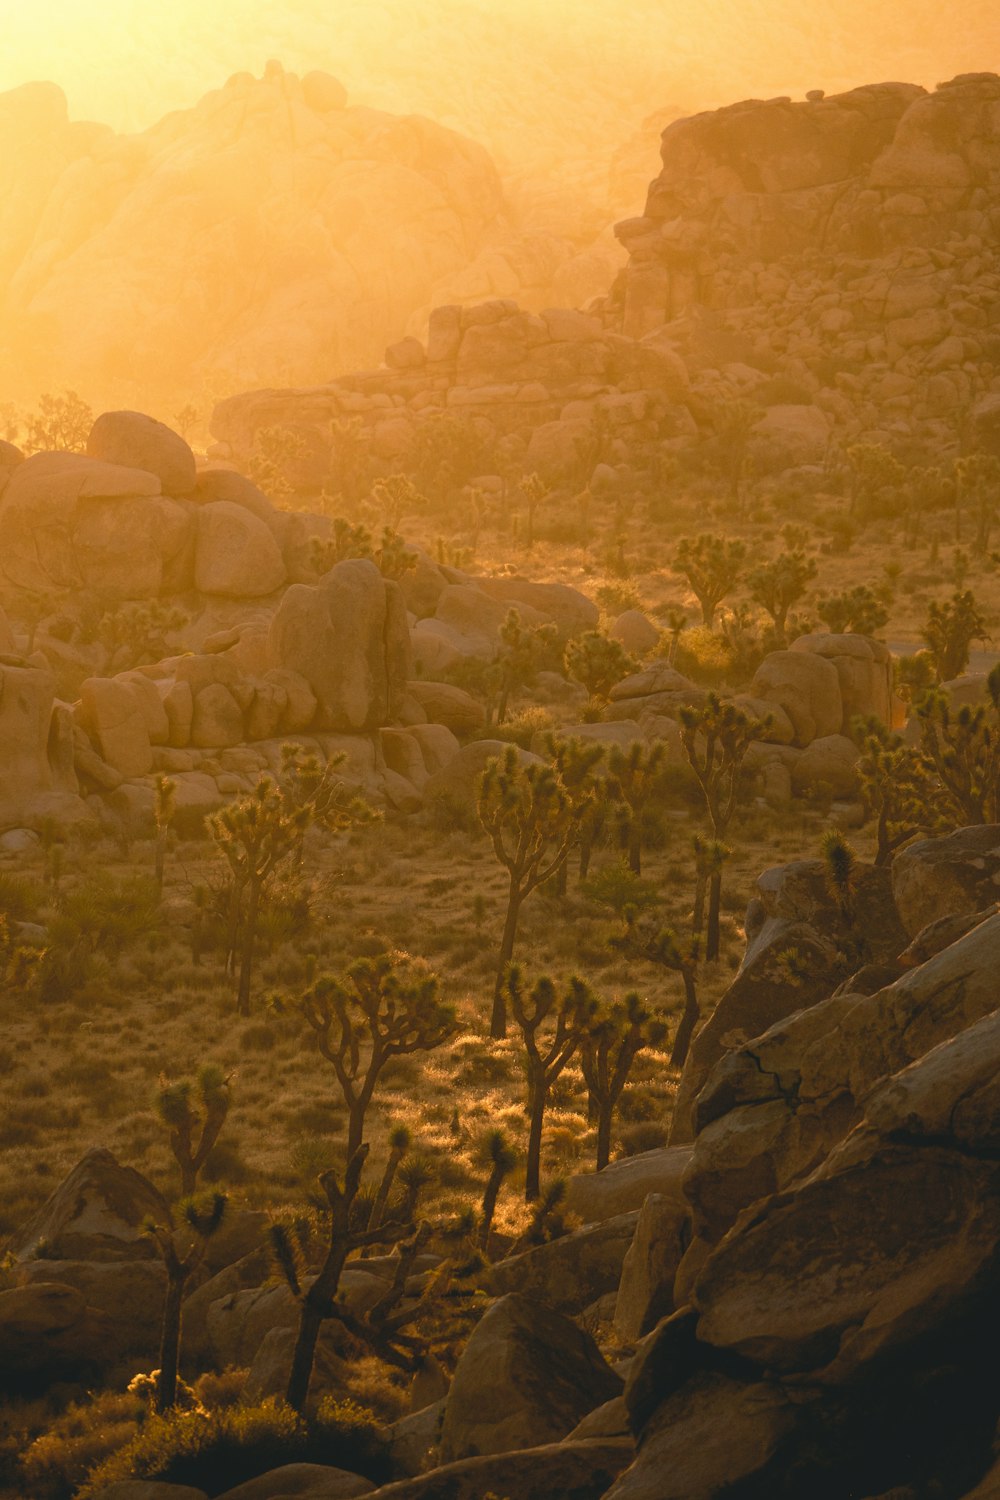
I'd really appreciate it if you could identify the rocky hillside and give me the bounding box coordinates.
[612,73,1000,451]
[3,828,999,1498]
[207,73,1000,523]
[0,64,618,416]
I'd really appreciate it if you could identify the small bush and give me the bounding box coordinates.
[76,1398,389,1499]
[0,874,43,922]
[617,1120,670,1156]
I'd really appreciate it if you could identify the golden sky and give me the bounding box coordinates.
[4,0,1000,141]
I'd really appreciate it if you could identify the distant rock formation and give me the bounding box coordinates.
[610,74,1000,448]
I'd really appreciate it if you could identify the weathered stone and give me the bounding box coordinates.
[565,1147,692,1222]
[79,677,153,778]
[216,1465,373,1500]
[751,650,842,748]
[268,560,410,732]
[17,1258,166,1359]
[0,1281,114,1385]
[605,1373,796,1500]
[362,1439,632,1500]
[439,1294,622,1461]
[12,1148,169,1261]
[195,502,287,597]
[671,859,905,1144]
[488,1212,639,1314]
[614,1193,691,1342]
[405,681,485,736]
[892,825,1000,936]
[87,410,197,495]
[190,683,244,749]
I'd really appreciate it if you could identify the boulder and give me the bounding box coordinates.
[614,1193,691,1343]
[0,453,193,596]
[488,1212,639,1314]
[422,740,542,816]
[790,733,860,796]
[610,611,660,655]
[191,684,245,749]
[790,632,893,731]
[362,1439,632,1500]
[439,1294,622,1461]
[565,1147,692,1222]
[87,411,197,495]
[404,681,486,736]
[892,825,1000,936]
[472,578,599,639]
[192,470,286,541]
[752,403,830,469]
[206,1270,389,1371]
[0,1281,114,1385]
[0,662,64,822]
[670,858,905,1144]
[605,1372,796,1500]
[216,1465,373,1500]
[268,560,410,732]
[12,1147,169,1262]
[79,677,153,778]
[693,1133,1000,1385]
[95,1486,208,1500]
[686,912,1000,1243]
[195,502,287,597]
[17,1258,166,1360]
[751,649,842,747]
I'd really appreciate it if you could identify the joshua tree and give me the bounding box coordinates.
[846,443,905,520]
[372,473,427,530]
[852,717,937,865]
[663,609,688,666]
[23,390,93,454]
[747,551,817,646]
[673,535,746,628]
[505,969,591,1200]
[477,742,602,1036]
[476,1128,518,1253]
[493,609,558,725]
[153,775,176,895]
[921,590,989,681]
[915,670,1000,826]
[272,1146,426,1412]
[299,951,457,1158]
[680,694,767,960]
[517,472,551,549]
[815,583,891,636]
[155,1066,232,1198]
[617,921,701,1069]
[563,632,637,708]
[209,777,313,1016]
[713,399,761,511]
[146,1068,232,1412]
[580,993,667,1169]
[956,452,1000,550]
[367,1124,412,1240]
[145,1196,227,1414]
[691,834,728,940]
[820,830,858,923]
[607,741,667,875]
[541,734,608,893]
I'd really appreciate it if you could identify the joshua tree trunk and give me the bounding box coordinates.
[628,818,642,876]
[669,969,700,1069]
[156,1268,186,1413]
[706,871,723,962]
[479,1168,504,1251]
[236,880,261,1016]
[595,1104,613,1172]
[491,883,522,1038]
[286,1191,353,1412]
[525,1079,546,1201]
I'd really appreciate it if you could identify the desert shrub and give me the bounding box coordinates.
[20,1390,145,1500]
[490,706,556,748]
[0,873,44,921]
[596,581,642,614]
[76,1398,389,1499]
[617,1120,670,1156]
